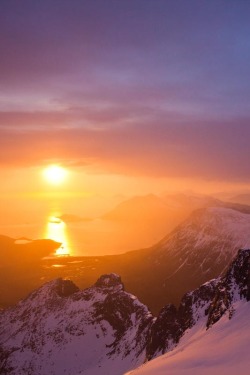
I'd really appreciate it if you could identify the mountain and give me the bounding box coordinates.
[126,248,250,375]
[228,193,250,206]
[2,206,250,314]
[95,206,250,314]
[147,206,250,300]
[100,193,226,250]
[0,273,153,375]
[95,192,226,255]
[1,250,249,375]
[103,193,223,221]
[161,192,221,209]
[102,194,171,221]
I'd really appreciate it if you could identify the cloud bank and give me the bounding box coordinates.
[1,0,250,182]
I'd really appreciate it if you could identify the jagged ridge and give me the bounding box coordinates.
[0,273,153,375]
[0,250,249,375]
[146,249,250,360]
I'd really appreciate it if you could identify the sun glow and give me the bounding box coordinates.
[43,165,67,185]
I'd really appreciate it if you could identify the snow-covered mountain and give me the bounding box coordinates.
[126,248,250,375]
[155,207,250,266]
[99,193,225,254]
[0,274,153,375]
[143,206,250,308]
[95,206,250,314]
[1,249,249,375]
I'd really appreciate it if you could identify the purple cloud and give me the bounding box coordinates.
[0,0,250,182]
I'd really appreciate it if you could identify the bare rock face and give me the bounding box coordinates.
[55,278,80,297]
[206,249,250,327]
[146,278,218,359]
[146,249,250,360]
[94,273,124,289]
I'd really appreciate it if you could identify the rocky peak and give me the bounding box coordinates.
[206,249,250,327]
[147,249,250,361]
[55,278,80,297]
[146,278,218,360]
[20,278,79,307]
[0,273,153,375]
[95,273,124,290]
[1,251,249,374]
[225,248,250,301]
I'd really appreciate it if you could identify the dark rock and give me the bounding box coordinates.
[206,249,250,328]
[95,273,124,290]
[147,249,250,361]
[146,278,217,359]
[55,279,79,297]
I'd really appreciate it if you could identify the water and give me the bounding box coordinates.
[0,215,134,256]
[0,209,170,256]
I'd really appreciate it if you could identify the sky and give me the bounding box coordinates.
[1,0,250,202]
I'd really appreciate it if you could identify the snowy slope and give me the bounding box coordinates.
[155,207,250,273]
[149,207,250,290]
[159,206,250,248]
[1,249,249,375]
[126,249,250,375]
[126,301,250,375]
[0,274,153,375]
[121,206,250,312]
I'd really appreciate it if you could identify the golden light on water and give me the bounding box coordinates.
[44,216,71,255]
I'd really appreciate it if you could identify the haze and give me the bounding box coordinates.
[1,0,250,255]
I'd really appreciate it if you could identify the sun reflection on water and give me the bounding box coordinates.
[44,216,71,256]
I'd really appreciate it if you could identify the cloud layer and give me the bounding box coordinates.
[1,0,250,181]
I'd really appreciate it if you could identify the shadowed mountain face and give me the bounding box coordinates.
[1,250,249,375]
[145,248,250,360]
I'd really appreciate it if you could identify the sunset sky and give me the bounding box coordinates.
[1,0,250,214]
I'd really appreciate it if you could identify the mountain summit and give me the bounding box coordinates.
[0,274,153,375]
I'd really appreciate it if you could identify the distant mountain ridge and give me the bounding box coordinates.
[102,192,222,222]
[2,204,250,314]
[228,193,250,206]
[102,191,250,221]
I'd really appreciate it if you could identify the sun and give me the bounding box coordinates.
[43,165,67,185]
